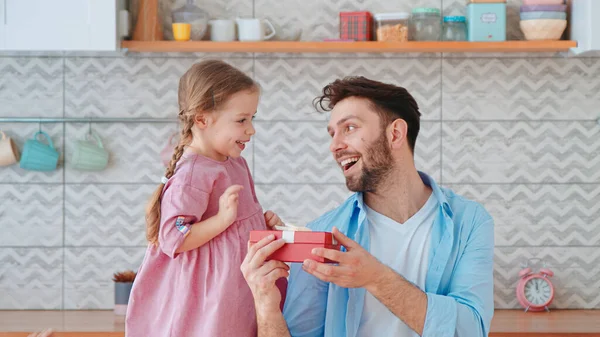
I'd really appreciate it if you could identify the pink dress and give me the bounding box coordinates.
[126,153,269,337]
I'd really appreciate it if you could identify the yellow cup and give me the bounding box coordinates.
[172,23,191,41]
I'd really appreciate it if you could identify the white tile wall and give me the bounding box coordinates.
[0,0,599,310]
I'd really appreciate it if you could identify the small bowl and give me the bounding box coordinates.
[522,0,565,5]
[520,11,567,20]
[520,19,567,40]
[520,5,567,12]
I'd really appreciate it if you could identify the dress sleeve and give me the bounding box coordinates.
[158,184,210,258]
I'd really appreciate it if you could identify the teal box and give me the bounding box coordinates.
[467,3,506,42]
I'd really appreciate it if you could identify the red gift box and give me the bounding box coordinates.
[249,230,341,263]
[339,11,373,41]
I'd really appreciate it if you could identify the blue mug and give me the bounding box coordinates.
[19,131,60,171]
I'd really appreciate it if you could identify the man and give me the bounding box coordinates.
[241,77,494,337]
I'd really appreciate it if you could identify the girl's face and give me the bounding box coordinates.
[203,89,259,161]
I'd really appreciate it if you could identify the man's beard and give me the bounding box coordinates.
[345,133,394,193]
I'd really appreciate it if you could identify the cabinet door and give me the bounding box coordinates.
[89,0,118,51]
[5,0,90,50]
[0,1,5,49]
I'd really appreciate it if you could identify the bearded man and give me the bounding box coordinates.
[242,77,495,337]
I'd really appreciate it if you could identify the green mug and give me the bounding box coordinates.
[70,132,109,171]
[19,131,60,171]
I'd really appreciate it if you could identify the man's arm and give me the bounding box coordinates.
[307,218,494,337]
[420,215,495,337]
[241,235,291,337]
[242,234,330,337]
[365,267,428,334]
[256,308,290,337]
[303,227,426,334]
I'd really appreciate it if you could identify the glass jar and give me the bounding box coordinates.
[373,12,410,42]
[171,0,209,40]
[442,16,467,41]
[410,7,442,41]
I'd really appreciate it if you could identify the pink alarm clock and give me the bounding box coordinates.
[516,264,555,312]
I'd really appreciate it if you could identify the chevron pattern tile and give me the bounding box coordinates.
[443,0,523,41]
[254,121,339,184]
[0,123,64,183]
[64,58,253,118]
[494,247,600,309]
[0,184,63,247]
[0,57,63,118]
[448,184,600,247]
[254,0,441,41]
[255,58,441,121]
[442,121,600,184]
[255,184,351,226]
[254,121,440,184]
[64,123,178,183]
[443,58,600,120]
[0,248,63,309]
[65,185,155,246]
[64,247,146,309]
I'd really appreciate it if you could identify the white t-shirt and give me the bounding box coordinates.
[356,193,437,337]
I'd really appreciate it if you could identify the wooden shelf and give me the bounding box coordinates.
[121,40,578,53]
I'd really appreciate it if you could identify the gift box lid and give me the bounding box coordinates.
[249,230,338,245]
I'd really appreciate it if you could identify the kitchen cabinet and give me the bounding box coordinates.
[0,0,126,51]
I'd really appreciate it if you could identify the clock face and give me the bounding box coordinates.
[524,277,552,305]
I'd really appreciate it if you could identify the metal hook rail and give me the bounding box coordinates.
[0,117,177,123]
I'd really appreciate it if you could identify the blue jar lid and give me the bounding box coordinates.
[444,16,466,22]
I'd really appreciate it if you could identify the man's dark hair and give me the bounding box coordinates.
[314,76,421,152]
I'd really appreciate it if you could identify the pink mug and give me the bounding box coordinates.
[0,131,20,166]
[160,132,179,167]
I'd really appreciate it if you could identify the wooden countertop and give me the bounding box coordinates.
[0,309,599,337]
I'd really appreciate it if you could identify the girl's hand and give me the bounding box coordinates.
[264,210,283,228]
[218,185,243,228]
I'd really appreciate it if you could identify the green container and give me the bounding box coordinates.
[467,3,507,42]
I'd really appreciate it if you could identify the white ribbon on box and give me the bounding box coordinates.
[282,231,295,243]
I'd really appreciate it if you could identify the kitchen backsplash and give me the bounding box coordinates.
[1,0,600,311]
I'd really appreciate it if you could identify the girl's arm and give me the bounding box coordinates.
[175,185,242,253]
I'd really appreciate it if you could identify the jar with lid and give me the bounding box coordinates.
[171,0,209,40]
[442,16,467,41]
[410,8,442,41]
[373,12,410,42]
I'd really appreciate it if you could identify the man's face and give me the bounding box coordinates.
[327,97,394,192]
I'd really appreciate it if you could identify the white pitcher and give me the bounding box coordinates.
[236,18,276,41]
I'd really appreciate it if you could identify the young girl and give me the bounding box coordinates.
[126,60,287,337]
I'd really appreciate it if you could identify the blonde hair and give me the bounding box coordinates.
[146,60,257,245]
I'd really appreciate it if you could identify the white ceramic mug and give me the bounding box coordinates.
[209,19,236,41]
[236,18,276,41]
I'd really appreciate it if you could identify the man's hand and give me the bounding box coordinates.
[264,210,284,228]
[302,227,388,290]
[241,234,289,312]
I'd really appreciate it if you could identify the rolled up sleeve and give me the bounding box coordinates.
[423,216,495,337]
[158,184,209,258]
